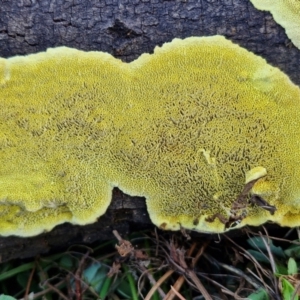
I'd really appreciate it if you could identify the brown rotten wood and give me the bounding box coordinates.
[0,0,299,262]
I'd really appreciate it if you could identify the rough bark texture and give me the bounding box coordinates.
[0,0,299,262]
[0,0,299,85]
[0,188,151,262]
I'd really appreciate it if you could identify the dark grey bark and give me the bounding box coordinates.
[0,0,299,262]
[0,0,299,85]
[0,189,152,262]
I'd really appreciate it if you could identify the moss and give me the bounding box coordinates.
[1,36,300,236]
[249,0,300,49]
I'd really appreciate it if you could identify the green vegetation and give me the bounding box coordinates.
[1,226,300,299]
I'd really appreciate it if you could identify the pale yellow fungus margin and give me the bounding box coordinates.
[249,0,300,49]
[1,36,300,237]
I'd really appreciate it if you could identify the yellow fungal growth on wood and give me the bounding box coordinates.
[249,0,300,49]
[245,167,267,184]
[1,36,300,237]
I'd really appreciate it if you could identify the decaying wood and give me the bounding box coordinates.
[0,188,151,262]
[0,0,299,261]
[0,0,299,85]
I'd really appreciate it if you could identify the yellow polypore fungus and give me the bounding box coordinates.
[1,36,300,237]
[249,0,300,49]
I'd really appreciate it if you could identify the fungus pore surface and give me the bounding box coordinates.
[1,36,300,237]
[249,0,300,49]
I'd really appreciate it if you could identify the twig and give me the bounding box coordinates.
[185,268,213,300]
[137,266,167,299]
[155,227,159,257]
[260,228,280,298]
[184,242,212,300]
[200,273,243,299]
[165,276,185,300]
[19,280,67,300]
[75,250,90,300]
[192,241,209,266]
[164,242,198,300]
[24,260,36,300]
[224,235,269,288]
[220,288,247,300]
[260,229,276,274]
[226,232,277,298]
[144,269,174,300]
[216,261,260,289]
[43,281,70,300]
[112,230,123,243]
[170,285,186,300]
[165,241,212,300]
[246,228,300,245]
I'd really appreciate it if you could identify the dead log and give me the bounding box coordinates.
[0,0,299,262]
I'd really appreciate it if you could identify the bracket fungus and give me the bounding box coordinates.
[1,36,300,237]
[249,0,300,49]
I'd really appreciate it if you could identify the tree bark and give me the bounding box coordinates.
[0,188,152,262]
[0,0,299,262]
